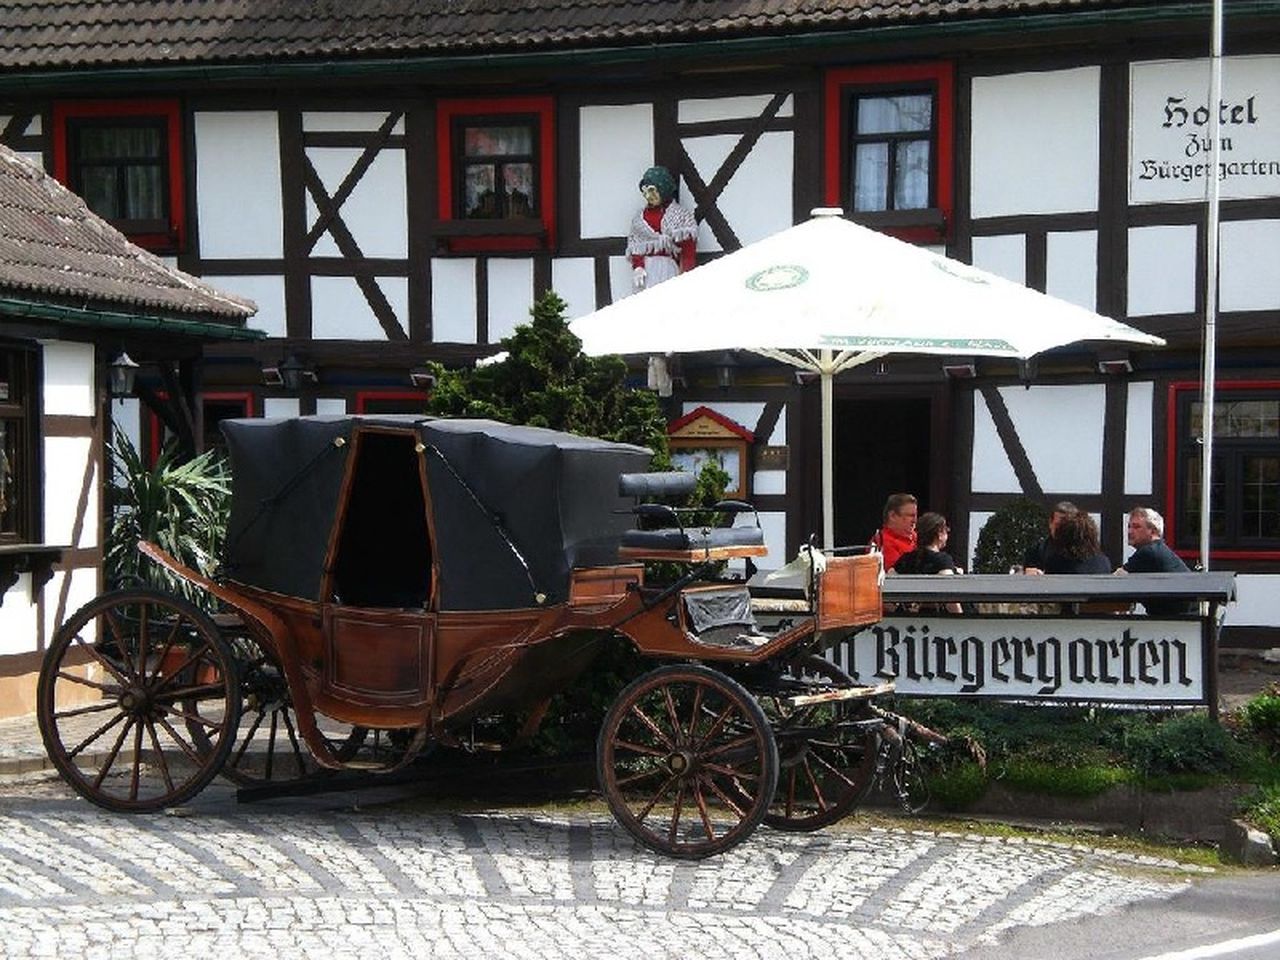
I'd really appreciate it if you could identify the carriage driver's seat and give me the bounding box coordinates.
[616,472,768,562]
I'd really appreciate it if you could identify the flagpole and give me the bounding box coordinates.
[1198,0,1224,571]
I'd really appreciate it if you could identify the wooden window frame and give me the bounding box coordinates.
[823,63,954,243]
[434,96,556,253]
[1166,380,1280,561]
[146,391,253,465]
[52,99,186,253]
[0,343,40,545]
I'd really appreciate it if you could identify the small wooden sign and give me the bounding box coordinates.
[755,445,789,471]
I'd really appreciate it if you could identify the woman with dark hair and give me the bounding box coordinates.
[1043,511,1112,574]
[893,512,961,576]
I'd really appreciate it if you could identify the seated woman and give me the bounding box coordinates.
[1043,511,1112,574]
[893,512,962,613]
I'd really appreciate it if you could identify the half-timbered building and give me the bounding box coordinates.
[1,1,1278,650]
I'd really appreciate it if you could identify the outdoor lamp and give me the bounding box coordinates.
[278,354,315,392]
[409,366,436,390]
[108,351,139,397]
[714,351,738,390]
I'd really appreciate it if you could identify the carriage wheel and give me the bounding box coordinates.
[37,589,241,812]
[201,636,366,787]
[597,664,778,859]
[764,655,879,832]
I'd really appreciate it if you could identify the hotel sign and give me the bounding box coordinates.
[1130,56,1280,204]
[843,617,1205,703]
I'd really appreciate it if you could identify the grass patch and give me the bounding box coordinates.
[1001,760,1132,797]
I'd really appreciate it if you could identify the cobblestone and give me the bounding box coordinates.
[0,768,1202,959]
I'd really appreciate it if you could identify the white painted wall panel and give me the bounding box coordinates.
[579,104,655,239]
[195,112,282,259]
[970,235,1025,285]
[43,436,96,547]
[1128,224,1197,316]
[263,398,301,418]
[1223,574,1280,626]
[971,392,1021,493]
[970,67,1100,218]
[41,341,94,417]
[1046,230,1098,312]
[1220,220,1280,312]
[487,259,536,343]
[302,112,404,134]
[1001,384,1106,494]
[967,511,995,570]
[315,398,347,416]
[310,276,406,339]
[1124,380,1155,496]
[682,135,735,253]
[678,94,793,123]
[306,148,407,259]
[711,131,794,247]
[550,258,597,320]
[110,398,141,465]
[683,401,764,434]
[608,255,635,304]
[755,510,787,570]
[210,275,286,338]
[45,568,99,643]
[0,575,37,656]
[432,258,478,343]
[753,471,785,496]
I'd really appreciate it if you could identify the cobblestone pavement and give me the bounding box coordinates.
[0,770,1210,960]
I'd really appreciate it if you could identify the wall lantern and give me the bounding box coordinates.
[277,354,316,392]
[714,351,738,390]
[108,351,139,397]
[941,361,977,379]
[1097,358,1134,375]
[409,366,436,390]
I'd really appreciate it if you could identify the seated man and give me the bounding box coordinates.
[872,493,917,571]
[1115,506,1192,616]
[1022,500,1077,574]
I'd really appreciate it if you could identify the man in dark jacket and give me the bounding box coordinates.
[1022,501,1078,574]
[1116,506,1191,616]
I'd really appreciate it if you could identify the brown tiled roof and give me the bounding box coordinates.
[0,1,1170,71]
[0,145,255,323]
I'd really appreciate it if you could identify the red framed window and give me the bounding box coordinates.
[1166,380,1280,560]
[52,100,186,253]
[0,344,39,544]
[824,63,954,242]
[355,391,431,415]
[146,392,253,464]
[435,96,555,252]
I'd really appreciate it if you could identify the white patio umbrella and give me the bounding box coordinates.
[569,209,1165,551]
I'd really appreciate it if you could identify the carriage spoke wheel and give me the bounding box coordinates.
[764,655,878,832]
[598,664,778,859]
[37,589,241,812]
[199,637,366,787]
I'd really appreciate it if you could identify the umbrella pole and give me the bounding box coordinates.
[822,354,835,552]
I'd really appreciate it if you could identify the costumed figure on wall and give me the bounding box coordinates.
[625,165,698,395]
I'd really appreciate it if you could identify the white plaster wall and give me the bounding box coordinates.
[754,510,787,570]
[195,112,283,259]
[302,112,404,134]
[579,104,655,239]
[608,255,635,304]
[1220,219,1280,312]
[1223,574,1280,626]
[310,276,407,339]
[45,568,99,646]
[967,511,995,570]
[678,94,793,124]
[263,397,300,418]
[1046,230,1098,312]
[682,401,764,434]
[970,235,1025,285]
[1128,224,1197,316]
[683,131,793,250]
[41,341,94,417]
[315,398,347,416]
[43,436,96,548]
[550,258,597,320]
[432,259,478,343]
[487,259,536,343]
[1123,380,1155,496]
[970,67,1100,218]
[1001,384,1106,494]
[307,147,407,259]
[0,576,38,656]
[210,276,286,338]
[110,398,141,463]
[971,393,1021,493]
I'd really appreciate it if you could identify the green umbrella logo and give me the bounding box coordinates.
[746,265,809,292]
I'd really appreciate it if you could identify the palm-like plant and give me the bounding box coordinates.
[105,429,231,606]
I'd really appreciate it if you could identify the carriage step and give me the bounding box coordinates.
[781,681,895,708]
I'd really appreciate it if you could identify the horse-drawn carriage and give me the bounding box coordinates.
[38,415,942,858]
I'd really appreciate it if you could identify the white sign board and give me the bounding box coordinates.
[1130,56,1280,204]
[842,617,1205,703]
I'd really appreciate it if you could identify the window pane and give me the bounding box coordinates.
[124,165,164,220]
[503,162,535,218]
[1188,399,1280,439]
[1182,455,1227,538]
[894,139,931,210]
[77,125,162,162]
[463,164,498,218]
[464,125,532,157]
[80,166,120,219]
[853,142,888,212]
[1242,456,1280,538]
[0,420,17,536]
[856,94,932,135]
